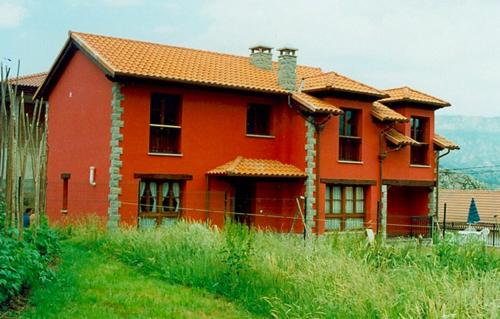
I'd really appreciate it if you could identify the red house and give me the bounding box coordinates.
[36,32,458,236]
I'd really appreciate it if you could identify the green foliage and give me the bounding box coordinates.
[88,222,499,318]
[0,206,59,307]
[220,221,254,277]
[24,216,60,263]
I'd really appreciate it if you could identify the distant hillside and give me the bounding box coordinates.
[435,115,500,189]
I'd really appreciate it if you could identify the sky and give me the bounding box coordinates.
[1,0,499,116]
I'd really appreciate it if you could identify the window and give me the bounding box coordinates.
[138,180,182,227]
[339,109,361,161]
[410,117,428,165]
[149,94,182,154]
[60,173,71,214]
[247,103,271,136]
[325,185,365,231]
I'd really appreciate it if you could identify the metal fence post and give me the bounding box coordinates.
[429,216,433,238]
[493,223,496,247]
[442,203,447,238]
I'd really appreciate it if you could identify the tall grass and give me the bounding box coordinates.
[75,221,499,318]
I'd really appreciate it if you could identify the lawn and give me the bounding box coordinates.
[14,221,500,318]
[17,241,259,319]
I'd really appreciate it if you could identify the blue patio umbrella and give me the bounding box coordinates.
[467,198,480,225]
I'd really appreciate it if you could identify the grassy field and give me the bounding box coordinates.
[17,221,500,318]
[17,241,259,319]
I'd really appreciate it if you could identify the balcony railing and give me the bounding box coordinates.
[339,136,361,162]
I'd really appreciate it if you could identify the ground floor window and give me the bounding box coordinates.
[324,185,365,231]
[138,180,182,227]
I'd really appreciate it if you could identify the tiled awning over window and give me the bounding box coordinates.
[433,134,460,150]
[291,92,342,114]
[207,156,306,178]
[371,101,407,122]
[384,128,419,146]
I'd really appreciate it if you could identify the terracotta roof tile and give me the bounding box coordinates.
[380,86,450,107]
[291,92,342,114]
[439,190,499,223]
[384,128,419,146]
[9,72,47,88]
[70,32,322,94]
[207,156,306,178]
[433,134,460,150]
[301,71,386,97]
[371,101,407,122]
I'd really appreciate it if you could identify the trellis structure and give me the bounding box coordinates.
[0,65,48,238]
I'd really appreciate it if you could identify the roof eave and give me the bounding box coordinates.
[207,172,307,179]
[379,97,451,108]
[113,71,287,95]
[35,34,117,99]
[302,86,388,99]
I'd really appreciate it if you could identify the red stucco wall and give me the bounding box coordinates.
[46,50,112,223]
[118,83,307,228]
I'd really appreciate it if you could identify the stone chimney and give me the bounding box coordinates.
[249,45,273,70]
[277,47,298,91]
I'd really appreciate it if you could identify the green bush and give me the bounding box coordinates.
[0,210,59,307]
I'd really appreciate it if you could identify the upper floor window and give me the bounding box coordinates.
[339,109,361,161]
[247,103,271,136]
[410,117,428,165]
[149,94,182,154]
[325,185,365,231]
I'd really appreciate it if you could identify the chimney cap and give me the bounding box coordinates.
[277,47,298,56]
[249,45,273,54]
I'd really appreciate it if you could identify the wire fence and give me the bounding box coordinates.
[9,181,497,246]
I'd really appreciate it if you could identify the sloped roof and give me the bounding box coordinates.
[67,32,322,94]
[384,128,419,146]
[439,190,499,223]
[371,101,407,122]
[380,86,451,108]
[433,134,460,150]
[207,156,306,178]
[301,71,386,98]
[9,72,47,88]
[291,92,342,114]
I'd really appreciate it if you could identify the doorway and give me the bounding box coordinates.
[234,181,255,226]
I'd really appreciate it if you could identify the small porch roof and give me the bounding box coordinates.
[433,134,460,150]
[207,156,306,178]
[384,128,419,146]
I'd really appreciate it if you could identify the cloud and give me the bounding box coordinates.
[190,0,500,116]
[63,0,144,8]
[0,1,26,29]
[101,0,143,7]
[153,25,175,37]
